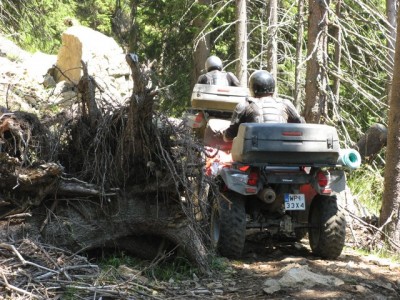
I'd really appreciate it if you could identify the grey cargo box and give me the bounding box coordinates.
[231,123,340,166]
[191,84,248,112]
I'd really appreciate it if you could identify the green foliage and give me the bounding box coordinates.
[0,0,120,54]
[347,163,384,216]
[210,256,230,272]
[99,251,198,282]
[62,287,80,300]
[348,245,400,263]
[76,0,116,35]
[147,256,199,281]
[0,0,76,53]
[99,252,142,269]
[96,250,232,282]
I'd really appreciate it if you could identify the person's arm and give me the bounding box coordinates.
[223,100,248,141]
[226,72,241,87]
[284,100,305,123]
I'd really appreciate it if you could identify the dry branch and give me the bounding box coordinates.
[345,207,400,252]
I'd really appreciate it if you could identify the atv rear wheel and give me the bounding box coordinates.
[309,195,346,259]
[211,192,246,258]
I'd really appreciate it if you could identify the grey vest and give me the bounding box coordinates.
[251,97,287,123]
[205,70,230,86]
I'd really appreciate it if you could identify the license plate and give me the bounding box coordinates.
[284,194,306,210]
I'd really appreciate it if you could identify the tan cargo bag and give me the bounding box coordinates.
[191,84,248,112]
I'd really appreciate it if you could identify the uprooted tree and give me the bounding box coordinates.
[0,54,213,273]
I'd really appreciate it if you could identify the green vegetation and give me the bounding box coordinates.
[98,251,199,281]
[97,250,232,282]
[98,251,143,269]
[347,163,385,216]
[0,0,76,53]
[348,245,400,263]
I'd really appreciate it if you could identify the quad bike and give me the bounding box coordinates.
[187,84,361,260]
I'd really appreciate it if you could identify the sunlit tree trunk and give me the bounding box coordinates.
[128,0,139,53]
[236,0,247,87]
[192,0,211,88]
[380,4,400,249]
[332,0,342,118]
[303,0,329,124]
[267,0,278,91]
[386,0,397,101]
[294,0,305,111]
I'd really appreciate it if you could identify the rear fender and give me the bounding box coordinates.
[220,168,261,195]
[312,169,346,195]
[328,170,347,193]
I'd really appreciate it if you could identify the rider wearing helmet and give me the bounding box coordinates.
[197,55,240,87]
[223,70,304,141]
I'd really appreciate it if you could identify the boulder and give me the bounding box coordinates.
[25,51,57,84]
[54,25,132,105]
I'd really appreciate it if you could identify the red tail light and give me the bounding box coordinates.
[247,170,259,186]
[282,131,302,136]
[239,165,250,172]
[316,171,328,187]
[194,112,204,123]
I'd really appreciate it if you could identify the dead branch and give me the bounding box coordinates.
[78,60,102,128]
[0,272,40,299]
[344,206,400,252]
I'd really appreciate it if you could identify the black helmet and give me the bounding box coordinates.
[205,55,223,72]
[249,70,275,96]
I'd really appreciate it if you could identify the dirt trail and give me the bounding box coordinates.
[168,233,400,300]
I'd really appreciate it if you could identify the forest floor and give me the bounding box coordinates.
[1,221,400,299]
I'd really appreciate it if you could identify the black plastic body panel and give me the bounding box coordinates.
[231,123,340,166]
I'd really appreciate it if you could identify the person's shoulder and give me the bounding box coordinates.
[246,96,258,103]
[275,96,294,105]
[197,74,207,83]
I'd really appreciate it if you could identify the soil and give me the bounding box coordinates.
[165,231,400,300]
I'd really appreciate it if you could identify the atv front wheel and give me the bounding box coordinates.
[211,192,246,258]
[309,195,346,259]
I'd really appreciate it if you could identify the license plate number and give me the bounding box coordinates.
[284,194,306,210]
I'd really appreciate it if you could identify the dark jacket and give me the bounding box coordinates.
[223,96,304,141]
[197,70,240,87]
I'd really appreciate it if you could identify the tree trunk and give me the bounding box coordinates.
[304,0,329,123]
[192,0,211,88]
[267,0,278,92]
[236,0,247,87]
[294,0,305,111]
[380,6,400,247]
[386,0,397,101]
[331,0,342,118]
[128,0,139,53]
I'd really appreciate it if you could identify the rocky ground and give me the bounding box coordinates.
[2,228,399,299]
[158,229,399,300]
